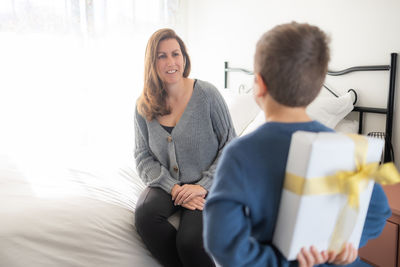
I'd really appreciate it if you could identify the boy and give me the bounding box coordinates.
[203,22,391,267]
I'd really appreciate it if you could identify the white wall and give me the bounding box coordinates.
[181,0,400,168]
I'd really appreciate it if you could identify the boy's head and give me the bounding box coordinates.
[254,22,330,107]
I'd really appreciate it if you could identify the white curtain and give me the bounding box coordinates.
[0,0,181,200]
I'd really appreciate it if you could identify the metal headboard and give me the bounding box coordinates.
[224,53,397,162]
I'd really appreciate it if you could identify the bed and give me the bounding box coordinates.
[0,53,397,266]
[0,152,162,266]
[223,53,397,163]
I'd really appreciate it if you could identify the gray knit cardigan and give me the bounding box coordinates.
[134,79,236,193]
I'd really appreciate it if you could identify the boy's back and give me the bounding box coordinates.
[204,120,390,267]
[203,121,331,266]
[221,121,332,239]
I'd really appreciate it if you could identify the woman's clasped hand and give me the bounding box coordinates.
[171,184,207,210]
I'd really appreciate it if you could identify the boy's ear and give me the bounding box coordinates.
[254,73,268,97]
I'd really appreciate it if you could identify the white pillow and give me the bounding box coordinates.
[239,91,355,136]
[335,119,359,133]
[221,90,261,135]
[306,91,354,129]
[241,111,265,136]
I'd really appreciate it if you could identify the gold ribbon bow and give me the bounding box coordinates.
[284,134,400,252]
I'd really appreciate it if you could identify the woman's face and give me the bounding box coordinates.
[156,38,185,86]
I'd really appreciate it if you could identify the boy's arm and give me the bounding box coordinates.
[358,183,391,248]
[203,147,290,267]
[204,201,286,267]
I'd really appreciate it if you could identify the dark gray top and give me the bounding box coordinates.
[160,125,174,134]
[134,79,236,193]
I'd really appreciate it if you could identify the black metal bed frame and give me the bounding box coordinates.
[224,53,398,162]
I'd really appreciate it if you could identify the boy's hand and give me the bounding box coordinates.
[297,243,358,267]
[297,246,328,267]
[327,243,358,265]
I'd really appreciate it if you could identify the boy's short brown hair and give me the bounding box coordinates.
[254,22,330,107]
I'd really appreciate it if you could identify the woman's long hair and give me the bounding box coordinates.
[137,28,191,121]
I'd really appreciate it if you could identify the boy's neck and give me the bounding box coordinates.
[262,96,312,123]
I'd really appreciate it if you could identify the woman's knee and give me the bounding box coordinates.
[134,202,149,230]
[135,190,161,235]
[176,227,203,254]
[135,187,175,233]
[176,231,214,267]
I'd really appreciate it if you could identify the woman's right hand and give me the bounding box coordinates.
[171,184,206,210]
[171,184,181,199]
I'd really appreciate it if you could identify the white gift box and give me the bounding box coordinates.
[272,131,384,261]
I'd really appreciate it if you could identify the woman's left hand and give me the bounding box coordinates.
[181,196,206,211]
[172,184,207,205]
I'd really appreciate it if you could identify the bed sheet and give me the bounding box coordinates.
[0,154,160,267]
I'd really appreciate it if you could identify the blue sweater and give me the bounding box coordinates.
[203,121,391,267]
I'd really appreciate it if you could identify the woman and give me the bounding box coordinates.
[134,28,236,267]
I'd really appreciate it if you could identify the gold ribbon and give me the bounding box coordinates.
[284,134,400,252]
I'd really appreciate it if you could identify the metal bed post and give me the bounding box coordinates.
[326,54,397,162]
[358,111,364,135]
[384,53,397,162]
[224,61,228,89]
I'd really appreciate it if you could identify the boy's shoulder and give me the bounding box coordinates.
[223,123,271,155]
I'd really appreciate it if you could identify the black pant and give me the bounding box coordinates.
[135,187,215,267]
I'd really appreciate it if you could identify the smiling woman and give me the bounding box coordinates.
[156,39,186,86]
[134,28,236,267]
[138,28,192,121]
